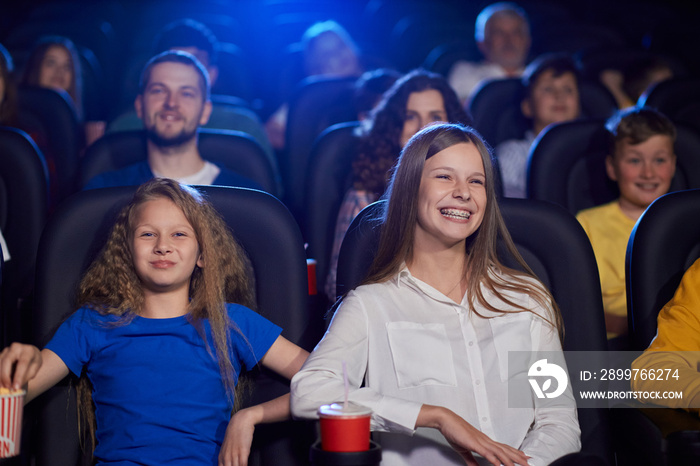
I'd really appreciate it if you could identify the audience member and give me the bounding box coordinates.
[622,56,674,104]
[292,123,581,465]
[0,43,18,126]
[265,20,363,150]
[353,67,401,122]
[21,35,106,146]
[325,69,470,299]
[0,178,308,464]
[599,55,674,109]
[631,257,700,412]
[496,53,582,198]
[576,107,677,339]
[154,19,221,91]
[84,51,261,190]
[108,19,276,174]
[448,2,531,104]
[22,35,83,117]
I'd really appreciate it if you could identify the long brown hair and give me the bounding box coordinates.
[363,123,562,332]
[21,35,83,119]
[76,178,255,453]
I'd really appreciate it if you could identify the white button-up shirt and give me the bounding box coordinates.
[291,266,580,466]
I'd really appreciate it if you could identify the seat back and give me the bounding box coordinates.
[80,129,279,195]
[0,127,48,346]
[638,77,700,133]
[304,122,360,296]
[281,76,358,222]
[626,189,700,351]
[31,186,314,465]
[17,86,82,203]
[469,78,618,149]
[528,119,700,215]
[469,78,529,149]
[336,198,613,463]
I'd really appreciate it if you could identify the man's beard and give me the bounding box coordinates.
[145,124,198,148]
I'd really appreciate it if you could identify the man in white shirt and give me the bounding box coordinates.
[448,2,531,104]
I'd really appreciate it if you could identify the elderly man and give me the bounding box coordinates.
[448,2,531,104]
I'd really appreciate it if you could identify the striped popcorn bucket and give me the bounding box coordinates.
[0,390,25,458]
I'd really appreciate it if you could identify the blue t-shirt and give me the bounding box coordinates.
[83,160,262,191]
[46,304,282,465]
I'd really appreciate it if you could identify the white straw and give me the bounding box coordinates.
[342,360,349,410]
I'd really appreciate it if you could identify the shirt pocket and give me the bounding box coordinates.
[386,321,457,389]
[489,312,533,382]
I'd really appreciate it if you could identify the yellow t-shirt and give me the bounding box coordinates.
[576,201,637,336]
[631,258,700,412]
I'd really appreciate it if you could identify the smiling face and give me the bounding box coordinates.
[606,134,676,217]
[38,45,73,92]
[131,197,203,296]
[400,89,448,147]
[414,142,487,252]
[522,70,580,135]
[135,61,212,147]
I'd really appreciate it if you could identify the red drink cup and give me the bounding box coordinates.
[318,403,372,452]
[0,389,25,458]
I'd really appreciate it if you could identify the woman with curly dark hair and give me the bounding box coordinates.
[325,69,470,299]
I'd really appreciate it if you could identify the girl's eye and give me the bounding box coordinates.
[173,232,187,237]
[140,232,154,237]
[470,179,485,185]
[436,174,450,180]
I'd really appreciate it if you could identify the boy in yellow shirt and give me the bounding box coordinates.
[576,107,676,338]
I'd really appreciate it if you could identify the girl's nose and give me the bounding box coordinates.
[453,181,471,200]
[154,238,172,254]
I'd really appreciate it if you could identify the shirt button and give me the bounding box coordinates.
[468,341,474,347]
[482,417,488,422]
[475,380,481,385]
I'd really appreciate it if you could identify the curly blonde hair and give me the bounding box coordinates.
[77,178,255,453]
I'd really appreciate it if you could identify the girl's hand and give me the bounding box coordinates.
[0,343,42,391]
[418,405,531,466]
[219,406,262,466]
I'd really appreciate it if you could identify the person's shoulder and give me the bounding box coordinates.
[575,200,617,222]
[64,306,121,327]
[225,302,256,316]
[496,136,530,154]
[83,161,152,190]
[345,278,397,302]
[210,163,263,190]
[449,59,482,74]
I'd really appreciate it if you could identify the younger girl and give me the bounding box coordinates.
[0,178,308,465]
[292,124,580,465]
